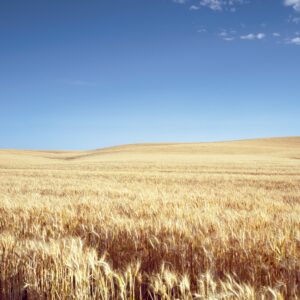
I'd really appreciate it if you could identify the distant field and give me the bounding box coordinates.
[1,137,300,299]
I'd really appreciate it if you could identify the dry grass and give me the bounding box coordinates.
[1,137,300,299]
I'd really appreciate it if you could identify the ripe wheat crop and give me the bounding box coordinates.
[0,137,300,299]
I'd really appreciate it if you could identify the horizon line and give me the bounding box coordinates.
[0,135,299,153]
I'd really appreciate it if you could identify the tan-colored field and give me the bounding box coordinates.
[1,137,300,299]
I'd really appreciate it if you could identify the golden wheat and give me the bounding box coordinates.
[0,137,300,299]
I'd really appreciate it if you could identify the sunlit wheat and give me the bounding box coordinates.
[0,137,300,299]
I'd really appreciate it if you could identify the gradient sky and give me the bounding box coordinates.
[1,0,299,150]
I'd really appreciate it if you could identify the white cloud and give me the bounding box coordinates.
[199,0,223,11]
[288,36,300,44]
[289,16,300,23]
[272,32,281,37]
[284,0,300,11]
[218,29,237,41]
[219,31,228,37]
[200,0,248,11]
[197,27,207,33]
[257,33,266,39]
[190,5,200,10]
[240,33,266,40]
[173,0,188,4]
[174,0,248,11]
[240,33,256,40]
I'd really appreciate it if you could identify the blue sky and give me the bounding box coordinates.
[0,0,299,150]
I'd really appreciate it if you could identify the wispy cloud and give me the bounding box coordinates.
[272,32,281,37]
[284,0,300,11]
[199,0,247,11]
[174,0,300,13]
[218,29,236,41]
[173,0,300,47]
[223,37,235,41]
[190,5,200,10]
[240,33,266,40]
[174,0,248,11]
[197,27,207,33]
[173,0,188,4]
[288,15,300,23]
[199,0,223,11]
[60,79,96,87]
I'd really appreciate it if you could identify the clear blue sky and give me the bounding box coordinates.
[1,0,299,150]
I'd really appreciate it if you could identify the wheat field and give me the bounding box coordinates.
[0,137,300,299]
